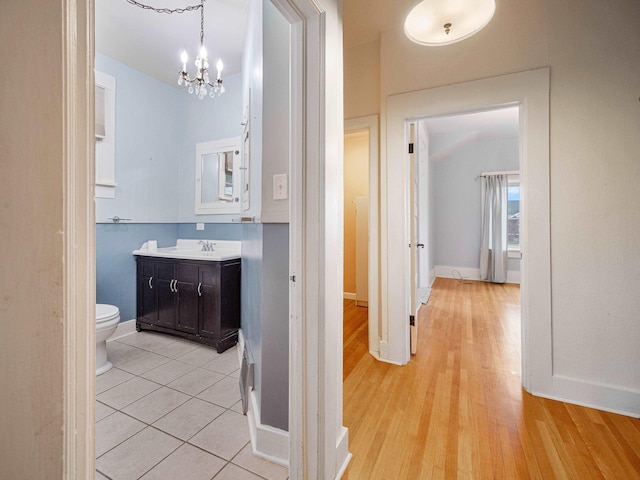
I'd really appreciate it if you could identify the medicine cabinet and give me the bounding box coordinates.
[195,137,242,214]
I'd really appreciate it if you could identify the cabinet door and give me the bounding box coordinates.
[198,264,220,339]
[156,262,176,328]
[175,263,199,334]
[138,259,157,324]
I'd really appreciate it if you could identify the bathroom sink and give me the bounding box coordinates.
[133,239,241,261]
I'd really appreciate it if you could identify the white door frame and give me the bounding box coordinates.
[383,69,551,396]
[268,0,350,478]
[62,0,95,478]
[344,115,380,358]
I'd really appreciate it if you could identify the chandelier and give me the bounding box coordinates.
[178,0,225,99]
[404,0,495,46]
[126,0,225,100]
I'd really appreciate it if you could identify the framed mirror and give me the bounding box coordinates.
[195,137,241,214]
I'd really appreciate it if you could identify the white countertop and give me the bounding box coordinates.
[133,239,241,262]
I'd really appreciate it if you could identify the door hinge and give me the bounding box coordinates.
[408,143,414,154]
[290,275,296,283]
[410,315,415,326]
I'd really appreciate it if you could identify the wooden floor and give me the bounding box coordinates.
[342,278,640,479]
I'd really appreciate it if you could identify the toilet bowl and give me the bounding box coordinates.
[96,304,120,375]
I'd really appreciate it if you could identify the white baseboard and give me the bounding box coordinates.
[108,319,136,341]
[237,329,246,366]
[530,375,640,418]
[247,390,289,466]
[239,329,290,466]
[343,292,356,300]
[434,265,521,285]
[429,269,436,287]
[335,426,352,479]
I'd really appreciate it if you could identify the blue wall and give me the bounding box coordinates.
[95,53,180,224]
[96,223,178,321]
[177,80,244,223]
[430,134,520,272]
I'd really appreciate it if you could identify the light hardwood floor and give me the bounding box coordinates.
[342,278,640,479]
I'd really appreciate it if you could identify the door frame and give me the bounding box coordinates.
[344,115,380,358]
[63,0,347,478]
[382,69,551,396]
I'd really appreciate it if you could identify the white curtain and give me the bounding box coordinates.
[480,174,508,283]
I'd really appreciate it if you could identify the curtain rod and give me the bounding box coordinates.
[476,170,519,179]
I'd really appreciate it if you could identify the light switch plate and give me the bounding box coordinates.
[273,174,288,200]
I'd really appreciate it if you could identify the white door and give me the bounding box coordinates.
[355,196,369,306]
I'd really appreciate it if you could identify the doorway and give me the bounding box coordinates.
[383,69,551,396]
[344,115,379,359]
[407,105,522,355]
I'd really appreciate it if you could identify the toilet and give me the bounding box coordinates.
[96,304,120,375]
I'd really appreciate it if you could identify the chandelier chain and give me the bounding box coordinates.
[125,0,203,15]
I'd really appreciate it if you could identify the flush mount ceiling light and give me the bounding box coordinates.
[404,0,496,46]
[126,0,225,99]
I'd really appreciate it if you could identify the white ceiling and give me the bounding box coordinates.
[343,0,420,47]
[95,0,248,86]
[96,0,419,86]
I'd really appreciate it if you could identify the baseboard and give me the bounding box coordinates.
[531,375,640,418]
[239,330,290,465]
[434,265,521,285]
[335,426,352,480]
[343,292,356,300]
[108,319,136,341]
[237,329,245,366]
[247,389,289,466]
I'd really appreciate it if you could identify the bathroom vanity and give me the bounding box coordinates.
[133,240,241,353]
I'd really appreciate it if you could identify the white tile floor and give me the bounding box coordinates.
[96,331,288,480]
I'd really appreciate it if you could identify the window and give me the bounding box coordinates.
[95,70,116,199]
[507,175,520,256]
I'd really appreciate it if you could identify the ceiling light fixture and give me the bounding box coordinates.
[404,0,496,46]
[126,0,224,99]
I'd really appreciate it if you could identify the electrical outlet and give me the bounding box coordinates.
[273,174,288,200]
[196,223,205,231]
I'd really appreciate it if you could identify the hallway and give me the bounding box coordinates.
[343,278,640,479]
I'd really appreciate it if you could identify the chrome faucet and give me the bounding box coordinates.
[199,240,215,252]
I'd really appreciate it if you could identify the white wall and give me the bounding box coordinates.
[346,0,640,408]
[1,0,93,476]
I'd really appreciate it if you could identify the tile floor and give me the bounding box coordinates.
[96,331,289,480]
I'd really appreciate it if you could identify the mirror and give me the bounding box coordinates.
[195,137,241,214]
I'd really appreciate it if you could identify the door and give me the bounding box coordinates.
[198,264,220,340]
[416,120,430,297]
[175,263,199,334]
[156,262,176,328]
[408,122,419,354]
[138,259,157,324]
[355,196,369,306]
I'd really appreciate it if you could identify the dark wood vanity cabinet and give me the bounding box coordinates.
[136,256,240,353]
